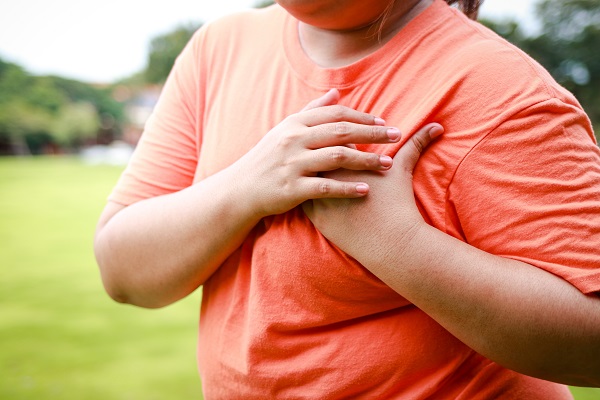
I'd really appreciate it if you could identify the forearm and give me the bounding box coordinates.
[94,166,262,309]
[356,223,600,386]
[94,93,402,309]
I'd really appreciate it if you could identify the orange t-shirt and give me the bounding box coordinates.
[109,1,600,398]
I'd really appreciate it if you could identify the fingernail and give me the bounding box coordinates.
[428,125,444,138]
[374,117,386,126]
[387,127,401,141]
[356,183,369,194]
[380,155,393,168]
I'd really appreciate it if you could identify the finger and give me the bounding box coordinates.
[307,146,393,172]
[301,88,340,112]
[301,177,370,199]
[303,122,401,148]
[394,123,443,172]
[299,104,385,128]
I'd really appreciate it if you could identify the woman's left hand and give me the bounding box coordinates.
[302,123,443,260]
[307,122,600,388]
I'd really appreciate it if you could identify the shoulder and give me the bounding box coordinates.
[192,5,286,45]
[412,6,587,140]
[181,4,286,70]
[441,13,578,110]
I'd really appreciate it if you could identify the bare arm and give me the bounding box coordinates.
[94,166,265,309]
[94,90,403,308]
[304,126,600,387]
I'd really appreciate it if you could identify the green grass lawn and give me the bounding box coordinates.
[0,156,598,399]
[0,156,203,399]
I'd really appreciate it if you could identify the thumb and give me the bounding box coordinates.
[394,123,444,172]
[301,88,340,112]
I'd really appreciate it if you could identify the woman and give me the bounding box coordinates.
[95,0,600,398]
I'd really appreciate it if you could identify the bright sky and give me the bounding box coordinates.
[0,0,539,83]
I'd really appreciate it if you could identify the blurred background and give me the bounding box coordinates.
[0,0,598,399]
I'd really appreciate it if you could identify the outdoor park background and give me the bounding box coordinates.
[1,0,599,398]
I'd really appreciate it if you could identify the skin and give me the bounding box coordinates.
[297,0,600,387]
[287,0,433,67]
[303,142,600,387]
[95,0,600,388]
[95,89,413,307]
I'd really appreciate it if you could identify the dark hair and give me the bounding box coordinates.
[445,0,484,19]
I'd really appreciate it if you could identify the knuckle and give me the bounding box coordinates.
[319,181,331,195]
[411,133,428,153]
[369,125,380,142]
[329,105,346,120]
[282,113,298,125]
[277,132,295,148]
[335,121,350,135]
[330,147,346,163]
[303,100,317,110]
[368,153,381,168]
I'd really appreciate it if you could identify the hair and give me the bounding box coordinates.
[445,0,483,19]
[372,0,483,41]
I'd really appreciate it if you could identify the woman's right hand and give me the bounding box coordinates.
[237,88,402,218]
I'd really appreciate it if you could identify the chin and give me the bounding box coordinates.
[277,0,390,31]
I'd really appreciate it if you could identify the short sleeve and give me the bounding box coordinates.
[108,27,207,206]
[448,98,600,294]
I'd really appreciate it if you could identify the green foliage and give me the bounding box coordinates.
[0,61,33,104]
[140,0,276,84]
[50,76,125,122]
[536,0,600,41]
[0,101,54,154]
[145,24,200,84]
[51,102,100,146]
[0,157,204,399]
[0,57,124,153]
[481,0,600,139]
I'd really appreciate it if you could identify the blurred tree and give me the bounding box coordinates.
[137,0,276,85]
[50,76,124,123]
[0,61,33,104]
[0,101,54,154]
[143,1,276,83]
[482,0,600,138]
[526,0,600,131]
[145,24,201,84]
[51,102,100,148]
[0,57,125,154]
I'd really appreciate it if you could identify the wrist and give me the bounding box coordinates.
[225,159,271,222]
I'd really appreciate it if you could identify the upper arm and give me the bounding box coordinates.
[448,99,600,294]
[107,27,207,207]
[95,201,127,239]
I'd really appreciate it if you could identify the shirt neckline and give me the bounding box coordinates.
[282,0,448,90]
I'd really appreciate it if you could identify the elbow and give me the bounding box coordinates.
[500,347,600,388]
[568,376,600,389]
[97,258,170,309]
[547,362,600,388]
[103,284,132,305]
[95,233,127,305]
[99,271,170,309]
[536,370,600,388]
[476,335,600,388]
[94,232,167,309]
[103,285,167,309]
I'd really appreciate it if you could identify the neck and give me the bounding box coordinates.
[298,0,433,68]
